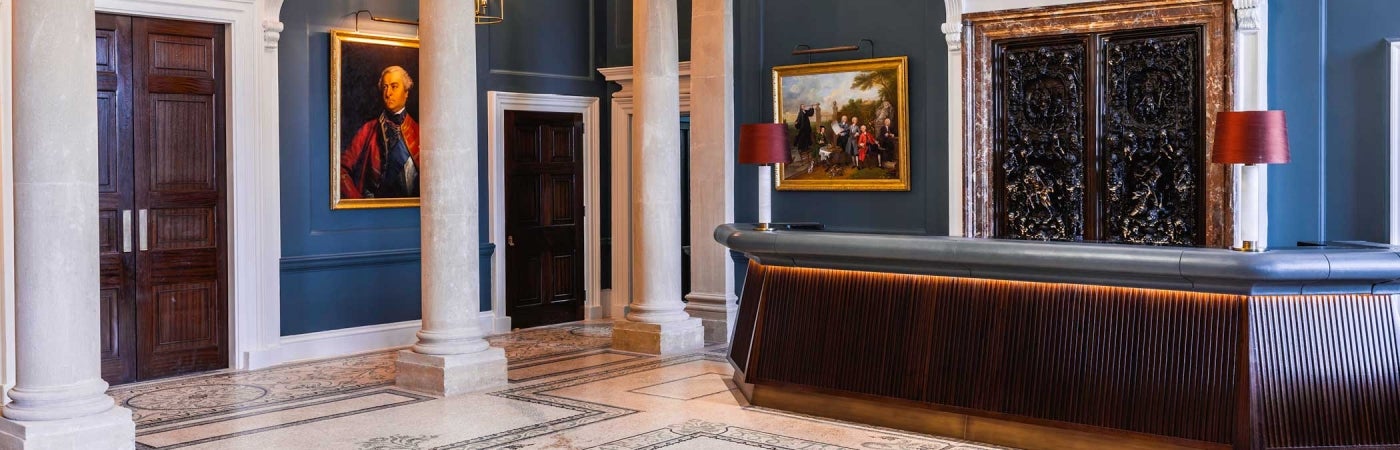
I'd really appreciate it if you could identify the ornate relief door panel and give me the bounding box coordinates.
[965,0,1232,248]
[990,25,1208,246]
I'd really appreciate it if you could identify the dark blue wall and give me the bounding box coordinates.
[279,0,609,336]
[735,0,948,235]
[604,0,692,66]
[1269,0,1398,244]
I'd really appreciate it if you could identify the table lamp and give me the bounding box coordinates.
[739,123,790,231]
[1211,110,1290,252]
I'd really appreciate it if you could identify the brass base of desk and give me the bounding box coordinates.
[746,382,1224,450]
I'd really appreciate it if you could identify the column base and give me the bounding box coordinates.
[0,407,134,450]
[612,317,704,355]
[685,292,738,344]
[395,348,507,396]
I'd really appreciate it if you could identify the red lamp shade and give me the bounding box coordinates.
[739,123,790,165]
[1212,110,1290,164]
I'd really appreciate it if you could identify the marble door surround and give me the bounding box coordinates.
[942,0,1271,250]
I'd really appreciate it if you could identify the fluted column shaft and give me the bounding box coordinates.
[413,0,489,355]
[4,0,115,422]
[627,0,689,324]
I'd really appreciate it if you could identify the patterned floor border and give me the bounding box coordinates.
[351,353,727,450]
[135,388,434,450]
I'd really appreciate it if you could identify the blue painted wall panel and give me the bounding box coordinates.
[1269,0,1400,243]
[1267,0,1327,245]
[735,0,947,235]
[279,0,608,335]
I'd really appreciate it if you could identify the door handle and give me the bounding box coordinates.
[121,210,133,253]
[138,209,148,252]
[507,235,515,247]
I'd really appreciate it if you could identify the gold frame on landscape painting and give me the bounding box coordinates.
[330,30,421,210]
[772,56,910,191]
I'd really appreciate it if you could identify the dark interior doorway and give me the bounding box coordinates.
[505,111,588,329]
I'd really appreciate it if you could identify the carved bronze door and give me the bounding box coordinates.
[993,26,1205,246]
[97,14,228,383]
[505,111,587,329]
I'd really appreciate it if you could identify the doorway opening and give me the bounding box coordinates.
[97,13,229,384]
[504,111,588,329]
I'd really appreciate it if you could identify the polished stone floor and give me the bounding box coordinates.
[108,322,1007,449]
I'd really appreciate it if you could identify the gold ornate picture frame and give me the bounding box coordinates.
[330,30,421,210]
[773,56,910,191]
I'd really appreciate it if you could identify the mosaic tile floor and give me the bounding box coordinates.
[108,322,1009,450]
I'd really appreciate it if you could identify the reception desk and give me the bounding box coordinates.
[715,224,1400,450]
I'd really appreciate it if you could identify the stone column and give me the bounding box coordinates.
[685,0,737,344]
[396,0,507,396]
[613,0,704,355]
[0,0,137,447]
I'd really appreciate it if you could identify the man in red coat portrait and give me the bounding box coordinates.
[341,65,420,199]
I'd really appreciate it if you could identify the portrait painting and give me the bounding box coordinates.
[330,30,421,209]
[773,56,910,191]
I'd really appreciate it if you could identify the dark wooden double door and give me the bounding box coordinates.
[97,14,228,384]
[505,111,586,329]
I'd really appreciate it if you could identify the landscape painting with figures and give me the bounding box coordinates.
[773,56,910,191]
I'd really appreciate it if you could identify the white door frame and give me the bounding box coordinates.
[487,92,603,327]
[86,0,287,371]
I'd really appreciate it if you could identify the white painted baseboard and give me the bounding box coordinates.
[243,312,508,370]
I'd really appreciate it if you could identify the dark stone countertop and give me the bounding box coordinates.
[714,224,1400,295]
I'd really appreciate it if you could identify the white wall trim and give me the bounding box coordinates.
[486,92,603,325]
[0,0,16,401]
[91,0,286,371]
[599,63,692,319]
[247,312,502,368]
[1388,38,1400,245]
[943,0,1268,242]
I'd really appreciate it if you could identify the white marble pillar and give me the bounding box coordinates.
[0,0,137,447]
[684,0,737,344]
[396,0,507,396]
[613,0,704,355]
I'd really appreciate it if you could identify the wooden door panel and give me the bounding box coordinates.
[148,95,216,192]
[151,282,218,347]
[149,207,216,250]
[96,13,137,384]
[550,175,576,225]
[506,111,586,329]
[132,16,227,380]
